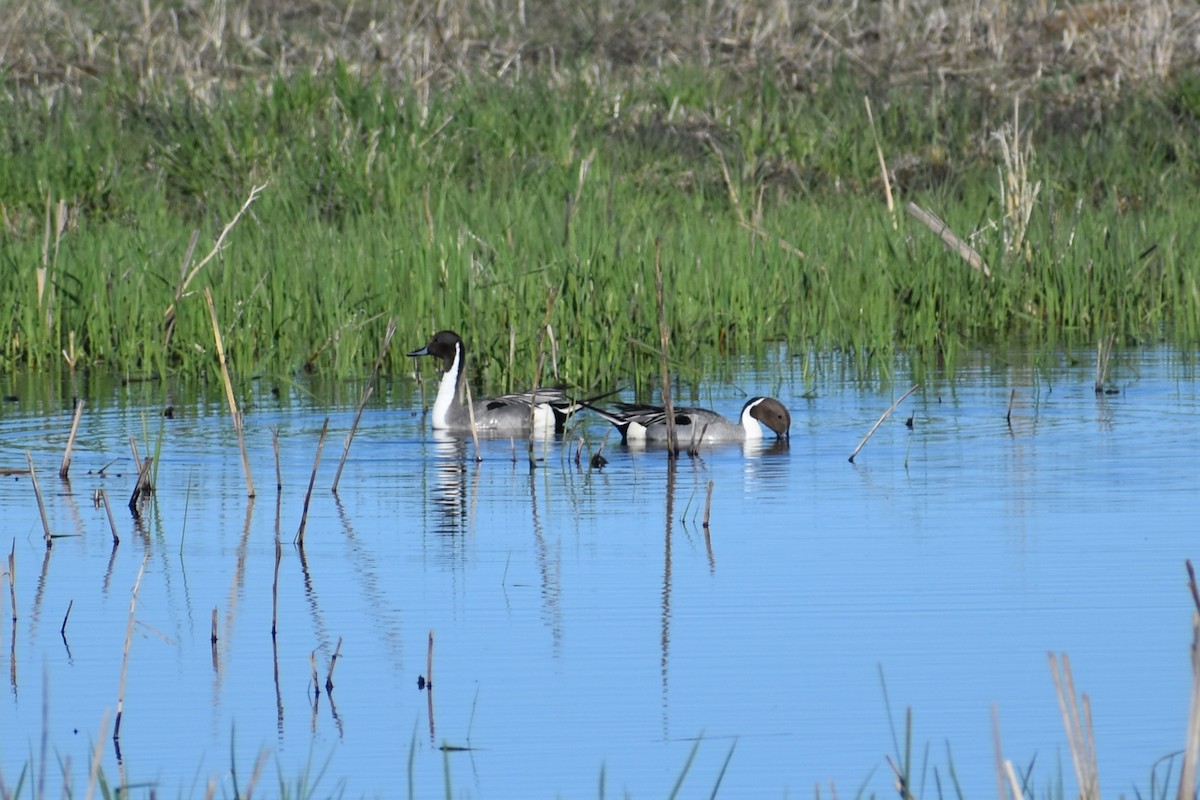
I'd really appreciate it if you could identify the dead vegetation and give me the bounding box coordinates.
[2,0,1198,103]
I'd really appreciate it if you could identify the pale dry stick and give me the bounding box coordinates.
[1095,333,1116,394]
[100,489,120,544]
[653,239,677,457]
[332,317,397,493]
[991,704,1008,800]
[1049,652,1100,800]
[848,384,920,463]
[84,710,111,800]
[26,451,52,547]
[242,749,270,800]
[59,399,85,479]
[463,379,482,462]
[271,427,281,492]
[905,202,992,278]
[295,417,330,547]
[325,636,342,693]
[205,287,255,497]
[271,538,281,637]
[7,542,15,621]
[864,96,896,228]
[163,184,266,337]
[426,629,434,690]
[706,133,744,226]
[702,480,715,529]
[113,554,149,740]
[162,229,200,347]
[1004,760,1026,800]
[737,219,806,259]
[1180,561,1200,800]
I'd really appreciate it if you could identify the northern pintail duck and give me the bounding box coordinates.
[407,330,575,435]
[589,397,791,445]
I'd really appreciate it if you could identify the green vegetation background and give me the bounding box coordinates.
[3,0,1200,393]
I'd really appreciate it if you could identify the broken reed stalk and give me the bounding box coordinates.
[653,238,677,457]
[325,636,343,693]
[295,417,330,547]
[1049,652,1100,800]
[99,489,120,544]
[26,451,52,547]
[1095,333,1116,393]
[114,555,149,740]
[163,184,266,346]
[702,480,715,528]
[59,399,85,480]
[864,95,896,227]
[1006,389,1017,427]
[426,629,435,690]
[7,542,14,621]
[271,427,281,492]
[905,202,991,278]
[1180,561,1200,800]
[205,286,255,498]
[332,317,397,494]
[849,384,920,463]
[127,452,153,516]
[61,599,73,635]
[271,538,281,637]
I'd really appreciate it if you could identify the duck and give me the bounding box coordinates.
[407,330,575,435]
[588,396,791,446]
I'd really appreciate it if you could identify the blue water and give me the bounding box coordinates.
[0,348,1197,798]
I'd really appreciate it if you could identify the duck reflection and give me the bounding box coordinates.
[427,430,472,537]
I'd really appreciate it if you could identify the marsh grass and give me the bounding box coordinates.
[2,3,1200,392]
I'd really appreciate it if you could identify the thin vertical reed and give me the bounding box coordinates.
[114,555,149,740]
[128,454,153,515]
[61,600,72,635]
[848,384,920,463]
[271,538,281,637]
[333,317,397,494]
[1180,561,1200,800]
[271,427,281,492]
[26,451,52,547]
[59,399,84,479]
[205,286,255,498]
[99,489,120,544]
[1049,652,1100,800]
[1006,389,1016,427]
[653,239,677,457]
[84,710,110,800]
[295,417,329,546]
[1095,334,1116,393]
[7,542,15,621]
[864,95,896,227]
[325,636,343,693]
[426,629,435,690]
[702,480,714,528]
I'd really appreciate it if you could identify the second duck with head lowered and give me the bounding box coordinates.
[588,396,791,446]
[407,330,576,435]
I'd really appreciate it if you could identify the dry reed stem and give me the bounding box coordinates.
[1049,652,1100,800]
[59,398,84,480]
[1095,334,1116,393]
[1180,561,1200,800]
[848,384,920,463]
[906,202,992,278]
[114,554,149,740]
[993,96,1041,260]
[332,317,397,493]
[7,542,14,621]
[426,629,435,690]
[463,378,482,462]
[61,599,72,635]
[205,286,255,498]
[99,489,119,544]
[653,238,677,456]
[25,450,52,547]
[271,426,281,491]
[702,480,714,528]
[127,453,153,515]
[864,95,896,227]
[271,538,281,637]
[706,134,744,225]
[84,710,110,800]
[325,636,342,693]
[1006,388,1017,427]
[295,416,329,546]
[164,184,265,333]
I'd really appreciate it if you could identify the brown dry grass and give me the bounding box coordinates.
[2,0,1198,102]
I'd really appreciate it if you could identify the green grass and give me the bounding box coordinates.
[3,7,1200,395]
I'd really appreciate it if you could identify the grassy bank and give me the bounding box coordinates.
[2,1,1200,391]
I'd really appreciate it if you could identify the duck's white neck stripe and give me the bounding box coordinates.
[430,343,463,430]
[739,399,764,440]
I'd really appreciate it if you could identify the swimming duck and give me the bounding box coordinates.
[588,397,791,445]
[407,330,575,435]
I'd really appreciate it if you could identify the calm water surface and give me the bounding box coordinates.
[1,348,1197,798]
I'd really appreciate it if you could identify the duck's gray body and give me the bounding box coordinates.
[408,330,573,435]
[593,397,791,445]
